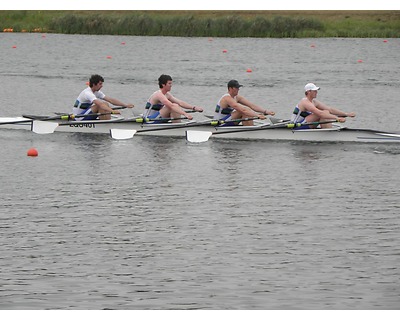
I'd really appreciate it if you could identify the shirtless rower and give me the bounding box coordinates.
[144,74,203,123]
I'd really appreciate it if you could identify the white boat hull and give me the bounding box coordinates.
[1,116,400,143]
[206,126,400,143]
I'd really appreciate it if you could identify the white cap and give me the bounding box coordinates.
[304,83,320,91]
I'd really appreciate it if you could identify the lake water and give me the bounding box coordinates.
[1,33,400,310]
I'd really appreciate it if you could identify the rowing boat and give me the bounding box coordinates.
[1,115,400,143]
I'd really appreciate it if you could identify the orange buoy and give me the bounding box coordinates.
[357,59,363,63]
[383,40,388,43]
[106,56,112,59]
[222,49,227,53]
[27,148,38,157]
[121,42,126,45]
[310,44,316,48]
[12,45,17,49]
[246,68,253,73]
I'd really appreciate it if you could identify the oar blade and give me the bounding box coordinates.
[378,133,400,138]
[110,128,137,140]
[32,120,59,134]
[0,117,31,126]
[269,117,290,124]
[186,130,213,143]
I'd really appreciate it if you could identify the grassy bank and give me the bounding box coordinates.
[1,10,399,38]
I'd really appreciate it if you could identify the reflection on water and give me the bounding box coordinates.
[294,148,323,162]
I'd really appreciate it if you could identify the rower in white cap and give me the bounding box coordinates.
[290,83,356,128]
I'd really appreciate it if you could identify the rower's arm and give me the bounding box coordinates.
[104,96,134,108]
[93,99,114,112]
[305,100,338,120]
[237,95,274,115]
[157,93,189,117]
[330,108,356,117]
[314,99,354,117]
[224,96,264,119]
[167,94,197,111]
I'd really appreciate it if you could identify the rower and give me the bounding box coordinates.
[290,83,356,129]
[73,74,134,121]
[143,74,203,123]
[214,80,275,126]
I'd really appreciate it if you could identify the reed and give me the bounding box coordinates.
[47,13,325,37]
[1,10,399,38]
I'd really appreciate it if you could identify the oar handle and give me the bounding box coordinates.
[186,109,203,113]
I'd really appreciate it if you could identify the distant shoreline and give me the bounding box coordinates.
[1,11,399,38]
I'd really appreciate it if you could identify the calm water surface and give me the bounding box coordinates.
[1,34,400,309]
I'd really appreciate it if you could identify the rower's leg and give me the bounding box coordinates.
[91,102,112,120]
[305,114,323,128]
[319,111,334,128]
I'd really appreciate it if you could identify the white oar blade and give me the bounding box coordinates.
[269,117,290,124]
[110,129,137,140]
[378,133,400,138]
[186,130,213,143]
[32,120,59,134]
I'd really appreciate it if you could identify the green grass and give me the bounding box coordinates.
[1,10,399,38]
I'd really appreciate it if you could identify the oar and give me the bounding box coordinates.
[186,119,341,143]
[26,106,128,120]
[1,113,81,133]
[186,109,203,114]
[31,110,133,134]
[0,114,73,126]
[110,116,262,140]
[1,106,129,127]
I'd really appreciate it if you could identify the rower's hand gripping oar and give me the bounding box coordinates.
[186,119,342,143]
